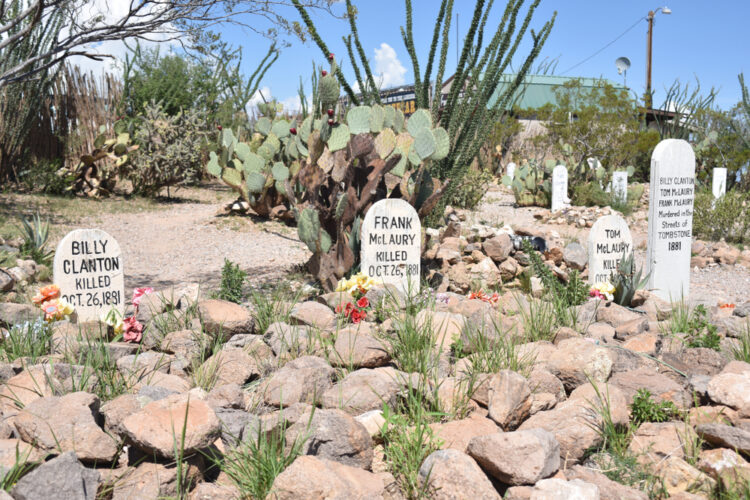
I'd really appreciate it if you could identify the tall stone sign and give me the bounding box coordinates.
[587,215,633,284]
[712,167,727,199]
[646,139,695,301]
[611,171,628,203]
[551,165,569,212]
[506,162,516,180]
[53,229,125,322]
[361,199,421,294]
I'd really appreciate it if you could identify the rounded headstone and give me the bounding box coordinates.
[53,229,125,322]
[646,139,695,301]
[360,199,421,294]
[551,165,569,213]
[587,215,633,284]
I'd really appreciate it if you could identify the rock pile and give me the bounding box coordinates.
[0,277,749,499]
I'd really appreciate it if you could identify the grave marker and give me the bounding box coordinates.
[611,171,628,203]
[361,199,421,294]
[53,229,124,322]
[588,215,633,284]
[551,165,570,212]
[506,162,516,180]
[646,139,695,301]
[712,167,727,199]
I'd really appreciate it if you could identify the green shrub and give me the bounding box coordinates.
[684,305,721,350]
[18,159,72,195]
[693,189,750,243]
[630,389,680,425]
[571,181,611,207]
[18,212,53,265]
[217,259,246,304]
[447,167,493,209]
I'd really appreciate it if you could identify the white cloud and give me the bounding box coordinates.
[246,86,273,116]
[374,43,407,89]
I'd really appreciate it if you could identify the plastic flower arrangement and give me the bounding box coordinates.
[101,308,125,335]
[590,282,616,301]
[335,272,377,299]
[132,287,154,307]
[32,284,74,322]
[122,316,143,343]
[467,290,499,304]
[101,287,152,343]
[335,296,370,324]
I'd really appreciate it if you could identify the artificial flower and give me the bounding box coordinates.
[41,298,74,322]
[101,308,124,335]
[350,309,364,324]
[132,287,154,307]
[356,297,370,309]
[122,316,143,343]
[589,282,615,301]
[718,303,736,309]
[467,290,499,304]
[32,284,60,305]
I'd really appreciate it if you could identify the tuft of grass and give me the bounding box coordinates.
[0,444,43,492]
[220,418,307,499]
[63,338,133,402]
[730,322,750,363]
[0,319,53,363]
[216,259,247,304]
[381,403,442,500]
[250,284,302,336]
[517,295,556,343]
[459,316,534,378]
[379,309,438,375]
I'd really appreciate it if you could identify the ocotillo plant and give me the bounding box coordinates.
[292,0,556,222]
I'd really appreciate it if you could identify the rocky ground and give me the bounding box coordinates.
[1,183,750,499]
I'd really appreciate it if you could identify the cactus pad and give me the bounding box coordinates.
[263,134,281,155]
[222,168,242,188]
[383,106,396,129]
[272,162,289,181]
[431,127,450,160]
[295,135,309,156]
[327,123,350,152]
[256,117,272,136]
[256,144,273,162]
[300,116,313,142]
[235,142,252,163]
[369,105,385,133]
[389,147,408,177]
[346,106,372,135]
[318,147,334,173]
[393,108,405,132]
[298,208,322,252]
[334,193,348,220]
[243,152,265,174]
[271,119,290,139]
[318,75,340,105]
[413,128,436,161]
[206,152,221,177]
[374,129,396,159]
[406,109,432,136]
[246,172,267,194]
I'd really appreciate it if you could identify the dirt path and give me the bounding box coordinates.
[51,198,310,291]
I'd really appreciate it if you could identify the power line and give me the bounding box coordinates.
[560,16,645,75]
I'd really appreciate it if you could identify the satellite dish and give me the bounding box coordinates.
[615,57,631,74]
[615,57,631,87]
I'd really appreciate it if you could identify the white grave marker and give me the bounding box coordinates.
[712,168,727,199]
[506,162,516,180]
[53,229,125,322]
[551,165,570,212]
[646,139,695,301]
[361,199,421,294]
[587,215,633,284]
[611,171,628,203]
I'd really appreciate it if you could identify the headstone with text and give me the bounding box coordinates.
[53,229,125,322]
[506,162,516,180]
[551,165,570,212]
[587,215,633,284]
[712,167,727,199]
[646,139,695,301]
[611,171,628,203]
[360,199,421,294]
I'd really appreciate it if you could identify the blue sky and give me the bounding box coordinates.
[221,0,749,112]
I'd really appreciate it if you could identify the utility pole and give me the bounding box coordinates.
[645,10,654,109]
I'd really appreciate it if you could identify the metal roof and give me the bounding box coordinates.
[487,74,628,110]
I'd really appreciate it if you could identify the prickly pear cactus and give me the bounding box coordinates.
[501,159,552,207]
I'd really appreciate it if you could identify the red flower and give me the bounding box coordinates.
[350,309,362,323]
[356,297,369,309]
[344,302,354,314]
[122,316,143,343]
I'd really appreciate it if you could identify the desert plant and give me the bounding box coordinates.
[0,319,53,362]
[611,252,650,308]
[630,389,680,425]
[67,123,139,197]
[18,211,53,265]
[730,323,750,363]
[684,305,721,351]
[126,101,209,197]
[249,284,302,336]
[501,159,552,206]
[217,259,246,304]
[292,0,556,224]
[693,189,750,244]
[446,166,493,209]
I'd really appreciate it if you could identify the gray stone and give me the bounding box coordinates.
[0,269,13,293]
[483,234,513,263]
[695,424,750,454]
[564,242,588,271]
[11,451,100,500]
[215,408,254,447]
[468,429,560,485]
[138,385,177,401]
[419,449,501,499]
[0,303,40,328]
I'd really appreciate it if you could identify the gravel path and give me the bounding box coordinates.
[52,201,310,291]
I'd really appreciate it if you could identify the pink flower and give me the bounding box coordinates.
[132,287,154,307]
[122,316,143,343]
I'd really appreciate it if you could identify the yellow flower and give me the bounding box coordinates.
[101,308,124,333]
[41,298,74,322]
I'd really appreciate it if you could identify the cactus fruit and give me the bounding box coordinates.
[290,127,297,135]
[327,108,334,117]
[321,70,327,76]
